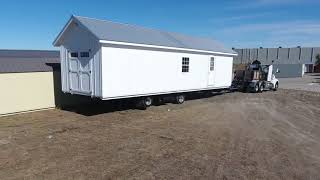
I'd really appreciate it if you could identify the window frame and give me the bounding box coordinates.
[69,52,78,58]
[80,51,90,58]
[210,57,215,71]
[182,57,190,73]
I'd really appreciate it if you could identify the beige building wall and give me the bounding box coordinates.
[0,72,55,115]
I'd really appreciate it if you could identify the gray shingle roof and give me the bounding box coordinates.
[68,16,236,55]
[0,50,60,73]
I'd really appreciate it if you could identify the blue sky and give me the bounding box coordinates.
[0,0,319,50]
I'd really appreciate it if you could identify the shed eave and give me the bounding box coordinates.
[99,40,238,56]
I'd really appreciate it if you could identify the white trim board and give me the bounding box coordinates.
[102,86,230,100]
[99,40,238,56]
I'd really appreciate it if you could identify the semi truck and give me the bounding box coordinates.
[231,60,280,93]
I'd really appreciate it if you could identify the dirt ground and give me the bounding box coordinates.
[1,89,320,180]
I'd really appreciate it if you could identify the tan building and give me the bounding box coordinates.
[0,50,60,115]
[0,50,95,116]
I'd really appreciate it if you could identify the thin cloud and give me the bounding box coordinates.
[218,20,320,48]
[209,12,274,23]
[222,21,320,35]
[228,0,318,9]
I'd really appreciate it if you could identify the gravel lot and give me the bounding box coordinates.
[279,74,320,92]
[1,89,320,179]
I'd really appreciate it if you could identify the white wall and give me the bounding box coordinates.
[101,45,233,99]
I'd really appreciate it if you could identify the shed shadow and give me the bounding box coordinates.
[57,91,230,116]
[59,92,228,116]
[59,99,138,116]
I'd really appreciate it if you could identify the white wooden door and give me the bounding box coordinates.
[208,57,215,86]
[68,51,92,94]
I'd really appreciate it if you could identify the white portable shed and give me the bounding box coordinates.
[53,16,237,100]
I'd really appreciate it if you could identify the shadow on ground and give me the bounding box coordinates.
[60,91,228,116]
[309,74,320,77]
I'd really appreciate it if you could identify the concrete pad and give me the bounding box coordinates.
[279,74,320,92]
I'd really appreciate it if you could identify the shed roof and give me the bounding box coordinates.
[0,50,60,73]
[54,16,236,55]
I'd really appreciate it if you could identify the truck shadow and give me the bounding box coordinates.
[309,74,320,77]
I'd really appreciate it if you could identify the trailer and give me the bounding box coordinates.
[53,16,237,109]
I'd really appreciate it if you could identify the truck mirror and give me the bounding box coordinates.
[276,68,280,73]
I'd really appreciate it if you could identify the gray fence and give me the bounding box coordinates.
[234,47,320,65]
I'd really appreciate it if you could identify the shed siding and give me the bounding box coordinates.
[59,21,101,97]
[0,72,55,115]
[101,45,233,99]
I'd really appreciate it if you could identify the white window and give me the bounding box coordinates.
[80,52,90,57]
[70,52,78,58]
[182,57,189,72]
[210,57,214,71]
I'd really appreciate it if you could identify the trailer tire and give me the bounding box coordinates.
[144,97,153,107]
[175,94,185,104]
[136,100,147,110]
[136,97,152,110]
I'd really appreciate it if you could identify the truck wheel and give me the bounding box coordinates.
[259,83,264,93]
[175,94,185,104]
[254,84,259,93]
[273,83,279,91]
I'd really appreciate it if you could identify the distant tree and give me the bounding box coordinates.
[316,54,320,65]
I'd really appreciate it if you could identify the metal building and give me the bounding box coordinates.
[234,47,320,78]
[0,49,93,116]
[0,50,59,115]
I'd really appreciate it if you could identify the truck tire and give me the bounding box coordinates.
[175,94,185,104]
[254,84,259,93]
[259,83,264,93]
[273,82,279,91]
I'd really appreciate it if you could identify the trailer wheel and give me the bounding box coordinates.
[175,94,185,104]
[144,97,153,107]
[136,97,152,110]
